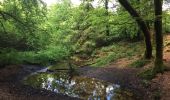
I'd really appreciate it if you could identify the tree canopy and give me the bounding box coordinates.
[0,0,170,72]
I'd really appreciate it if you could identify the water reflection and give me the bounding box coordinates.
[24,71,134,100]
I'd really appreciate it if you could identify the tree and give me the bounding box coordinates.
[0,0,47,49]
[104,0,110,36]
[118,0,152,59]
[153,0,164,73]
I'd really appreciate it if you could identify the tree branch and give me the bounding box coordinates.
[0,21,7,33]
[0,10,25,25]
[118,0,152,59]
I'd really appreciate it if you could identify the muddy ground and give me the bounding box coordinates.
[0,65,81,100]
[0,63,159,100]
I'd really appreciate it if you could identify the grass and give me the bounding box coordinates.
[0,46,71,67]
[88,41,144,67]
[129,59,151,68]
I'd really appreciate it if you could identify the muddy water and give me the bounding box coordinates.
[23,70,135,100]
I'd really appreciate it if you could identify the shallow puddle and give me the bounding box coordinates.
[23,70,135,100]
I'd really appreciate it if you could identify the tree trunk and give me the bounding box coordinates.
[153,0,164,73]
[118,0,152,59]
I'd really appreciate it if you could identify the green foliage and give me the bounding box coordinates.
[0,0,48,49]
[0,49,21,67]
[90,42,144,67]
[129,59,150,68]
[0,0,170,68]
[0,45,71,67]
[163,12,170,33]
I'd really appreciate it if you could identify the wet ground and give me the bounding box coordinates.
[78,66,151,100]
[0,64,151,100]
[1,56,168,100]
[23,69,135,100]
[0,65,80,100]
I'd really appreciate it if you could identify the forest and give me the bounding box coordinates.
[0,0,170,100]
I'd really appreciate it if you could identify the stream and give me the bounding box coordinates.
[23,67,136,100]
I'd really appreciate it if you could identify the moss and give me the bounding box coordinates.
[153,59,165,74]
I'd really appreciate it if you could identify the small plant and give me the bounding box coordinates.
[92,52,117,67]
[87,42,145,67]
[0,45,72,67]
[138,68,155,80]
[141,79,151,88]
[129,59,150,68]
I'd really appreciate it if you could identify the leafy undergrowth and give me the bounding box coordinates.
[87,41,145,67]
[138,68,155,80]
[0,46,70,67]
[128,58,151,68]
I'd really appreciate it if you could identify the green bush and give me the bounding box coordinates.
[0,45,71,67]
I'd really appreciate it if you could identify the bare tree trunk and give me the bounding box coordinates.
[118,0,152,59]
[153,0,164,73]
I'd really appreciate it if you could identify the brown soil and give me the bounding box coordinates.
[152,72,170,100]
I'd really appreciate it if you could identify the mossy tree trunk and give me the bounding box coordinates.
[153,0,164,73]
[118,0,152,59]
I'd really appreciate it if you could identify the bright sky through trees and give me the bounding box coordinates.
[43,0,169,10]
[43,0,81,6]
[43,0,117,10]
